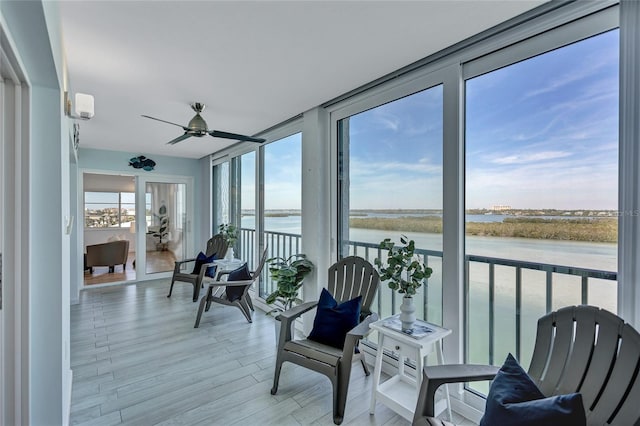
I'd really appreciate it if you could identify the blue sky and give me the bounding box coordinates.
[348,29,618,211]
[243,29,618,212]
[465,29,618,210]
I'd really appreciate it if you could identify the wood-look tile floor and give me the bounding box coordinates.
[70,280,476,426]
[84,251,177,286]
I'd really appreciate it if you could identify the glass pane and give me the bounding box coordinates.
[213,161,230,231]
[464,30,619,389]
[261,133,302,298]
[239,152,256,268]
[145,182,187,274]
[338,85,444,325]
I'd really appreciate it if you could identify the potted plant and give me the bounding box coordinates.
[266,254,314,313]
[218,223,238,260]
[374,235,432,331]
[266,254,314,340]
[152,204,169,251]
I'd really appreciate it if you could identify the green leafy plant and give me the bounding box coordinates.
[152,204,169,244]
[265,254,314,314]
[218,223,238,246]
[374,235,432,296]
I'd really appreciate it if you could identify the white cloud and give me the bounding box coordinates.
[491,151,572,165]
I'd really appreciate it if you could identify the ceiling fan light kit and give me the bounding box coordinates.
[142,102,266,145]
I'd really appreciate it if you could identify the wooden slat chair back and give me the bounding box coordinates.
[412,305,640,426]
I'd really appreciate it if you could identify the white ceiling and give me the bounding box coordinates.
[59,0,547,159]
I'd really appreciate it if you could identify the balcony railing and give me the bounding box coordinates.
[240,228,617,366]
[239,228,301,298]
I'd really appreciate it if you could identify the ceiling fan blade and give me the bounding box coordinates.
[142,115,189,131]
[167,133,192,145]
[209,130,266,143]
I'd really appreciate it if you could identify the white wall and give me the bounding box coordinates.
[1,1,70,424]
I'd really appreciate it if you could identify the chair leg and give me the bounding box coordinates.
[360,358,370,376]
[271,356,284,395]
[205,296,213,312]
[237,300,252,323]
[332,373,348,425]
[194,290,210,328]
[192,282,200,302]
[167,277,176,298]
[245,294,255,311]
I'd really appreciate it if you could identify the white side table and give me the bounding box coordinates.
[369,315,452,422]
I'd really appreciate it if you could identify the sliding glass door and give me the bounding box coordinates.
[335,80,445,326]
[143,181,188,274]
[463,26,619,393]
[135,175,192,279]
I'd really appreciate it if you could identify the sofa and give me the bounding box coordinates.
[85,240,130,273]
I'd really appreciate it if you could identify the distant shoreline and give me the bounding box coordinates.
[349,216,617,243]
[243,208,619,218]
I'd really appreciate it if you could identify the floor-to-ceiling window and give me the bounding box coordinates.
[238,151,256,268]
[328,3,619,411]
[212,160,230,232]
[261,132,303,298]
[336,85,444,325]
[464,27,619,394]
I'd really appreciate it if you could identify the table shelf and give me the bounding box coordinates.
[369,315,452,422]
[375,375,419,421]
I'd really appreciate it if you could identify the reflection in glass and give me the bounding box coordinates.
[145,182,187,274]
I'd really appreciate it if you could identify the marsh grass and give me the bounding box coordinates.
[349,216,617,243]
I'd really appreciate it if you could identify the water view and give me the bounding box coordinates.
[244,210,617,372]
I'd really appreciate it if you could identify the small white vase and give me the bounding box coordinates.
[225,247,234,261]
[399,296,416,331]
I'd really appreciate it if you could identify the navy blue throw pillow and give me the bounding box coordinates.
[191,252,217,278]
[308,288,362,349]
[226,263,252,302]
[480,353,586,426]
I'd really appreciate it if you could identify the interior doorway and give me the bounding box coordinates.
[80,172,193,285]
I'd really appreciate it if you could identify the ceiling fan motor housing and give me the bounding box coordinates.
[188,113,208,136]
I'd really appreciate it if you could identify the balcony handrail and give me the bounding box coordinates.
[240,227,617,366]
[466,253,617,280]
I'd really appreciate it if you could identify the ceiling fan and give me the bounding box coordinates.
[142,102,266,145]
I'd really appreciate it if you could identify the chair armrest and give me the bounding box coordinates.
[343,313,379,358]
[347,312,379,339]
[216,270,231,280]
[413,364,499,421]
[273,301,318,351]
[423,364,499,384]
[175,258,197,266]
[277,301,318,322]
[214,279,253,287]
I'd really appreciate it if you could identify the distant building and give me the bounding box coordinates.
[492,205,512,211]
